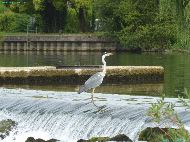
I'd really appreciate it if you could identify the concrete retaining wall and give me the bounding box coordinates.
[0,66,164,85]
[0,35,123,51]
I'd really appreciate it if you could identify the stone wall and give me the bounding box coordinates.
[0,35,123,51]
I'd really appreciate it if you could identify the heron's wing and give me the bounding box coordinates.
[84,72,105,91]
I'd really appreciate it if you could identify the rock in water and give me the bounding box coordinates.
[77,134,133,142]
[109,134,133,142]
[25,137,36,142]
[77,139,87,142]
[0,119,17,140]
[25,137,59,142]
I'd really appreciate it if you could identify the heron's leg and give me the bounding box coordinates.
[83,89,98,101]
[90,89,107,111]
[91,88,98,108]
[91,88,95,102]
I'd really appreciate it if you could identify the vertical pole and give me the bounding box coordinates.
[26,24,29,66]
[26,24,29,50]
[36,27,37,35]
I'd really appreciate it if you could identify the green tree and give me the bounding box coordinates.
[32,0,67,32]
[159,0,190,49]
[96,0,177,50]
[64,8,80,33]
[68,0,93,32]
[32,0,93,33]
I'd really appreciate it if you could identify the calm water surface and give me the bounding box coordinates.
[0,51,190,97]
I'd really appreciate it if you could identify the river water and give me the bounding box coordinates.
[0,51,190,142]
[1,51,190,97]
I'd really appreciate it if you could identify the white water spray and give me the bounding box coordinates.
[0,88,190,142]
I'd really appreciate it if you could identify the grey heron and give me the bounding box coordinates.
[78,52,113,106]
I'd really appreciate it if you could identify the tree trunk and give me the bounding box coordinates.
[79,7,88,32]
[41,1,56,33]
[41,1,68,33]
[91,8,95,32]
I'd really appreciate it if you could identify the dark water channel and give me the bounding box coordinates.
[0,51,190,97]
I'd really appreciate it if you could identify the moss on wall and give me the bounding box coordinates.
[0,66,164,85]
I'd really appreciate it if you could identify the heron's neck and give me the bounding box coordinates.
[102,55,106,74]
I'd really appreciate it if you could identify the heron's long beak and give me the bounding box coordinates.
[107,53,113,56]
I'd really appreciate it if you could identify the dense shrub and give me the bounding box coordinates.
[0,12,30,32]
[64,8,80,33]
[117,22,177,50]
[96,0,185,50]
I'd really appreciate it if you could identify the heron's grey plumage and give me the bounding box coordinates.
[78,72,105,94]
[78,52,113,105]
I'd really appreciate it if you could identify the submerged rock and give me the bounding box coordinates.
[0,119,17,140]
[25,137,58,142]
[77,134,132,142]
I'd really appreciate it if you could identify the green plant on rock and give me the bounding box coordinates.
[178,88,190,110]
[144,95,190,142]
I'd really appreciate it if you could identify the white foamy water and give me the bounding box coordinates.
[0,87,190,142]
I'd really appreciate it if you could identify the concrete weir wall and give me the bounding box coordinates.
[0,66,164,85]
[0,35,122,51]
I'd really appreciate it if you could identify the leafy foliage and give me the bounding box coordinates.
[1,0,190,49]
[146,94,190,141]
[178,88,190,110]
[0,1,9,13]
[33,0,44,11]
[68,0,93,32]
[0,12,29,32]
[96,0,178,50]
[64,8,80,33]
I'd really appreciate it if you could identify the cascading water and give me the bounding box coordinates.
[0,87,190,142]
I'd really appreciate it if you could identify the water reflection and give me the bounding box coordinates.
[0,51,102,67]
[0,51,190,97]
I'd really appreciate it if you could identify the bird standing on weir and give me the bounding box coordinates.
[78,52,113,107]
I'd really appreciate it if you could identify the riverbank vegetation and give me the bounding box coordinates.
[142,89,190,142]
[0,0,190,50]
